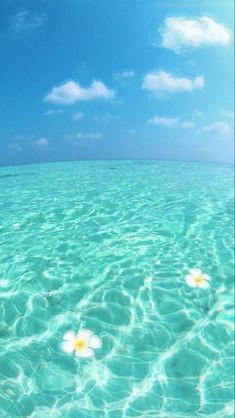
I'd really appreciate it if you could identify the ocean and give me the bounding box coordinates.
[0,160,234,417]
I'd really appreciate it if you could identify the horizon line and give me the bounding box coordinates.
[0,157,234,170]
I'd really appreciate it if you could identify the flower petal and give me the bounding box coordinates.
[189,268,202,277]
[185,275,197,288]
[75,347,94,358]
[199,280,210,289]
[201,273,210,281]
[76,329,93,341]
[88,335,102,349]
[61,340,74,353]
[63,331,75,342]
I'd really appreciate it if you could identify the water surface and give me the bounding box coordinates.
[0,161,234,417]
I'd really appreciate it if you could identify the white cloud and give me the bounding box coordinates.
[148,116,179,127]
[114,70,135,79]
[44,80,115,105]
[148,116,195,128]
[94,114,112,122]
[35,138,48,146]
[142,71,204,93]
[160,16,231,52]
[45,109,63,116]
[11,10,46,32]
[73,112,85,120]
[203,121,231,136]
[67,132,103,139]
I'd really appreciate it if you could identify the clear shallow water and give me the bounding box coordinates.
[0,160,234,418]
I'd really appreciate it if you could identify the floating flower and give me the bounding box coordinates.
[61,329,102,358]
[185,268,210,289]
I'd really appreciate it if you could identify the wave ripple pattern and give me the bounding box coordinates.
[0,161,234,418]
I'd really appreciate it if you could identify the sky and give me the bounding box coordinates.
[0,0,234,166]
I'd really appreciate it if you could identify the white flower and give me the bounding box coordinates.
[185,268,210,289]
[61,329,102,358]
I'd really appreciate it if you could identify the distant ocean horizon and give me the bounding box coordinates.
[0,157,234,170]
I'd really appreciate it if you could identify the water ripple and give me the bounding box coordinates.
[0,161,234,417]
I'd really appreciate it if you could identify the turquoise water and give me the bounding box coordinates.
[0,160,234,418]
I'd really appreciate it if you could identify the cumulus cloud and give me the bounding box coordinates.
[203,121,231,136]
[148,116,179,127]
[44,80,115,105]
[160,16,231,52]
[67,132,103,140]
[35,138,48,146]
[11,10,46,32]
[142,71,204,93]
[148,116,195,128]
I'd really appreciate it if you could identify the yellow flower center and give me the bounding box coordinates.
[194,275,204,284]
[74,338,87,351]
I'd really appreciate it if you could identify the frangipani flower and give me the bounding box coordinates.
[185,268,210,289]
[61,329,102,358]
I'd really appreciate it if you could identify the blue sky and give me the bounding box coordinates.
[0,0,234,166]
